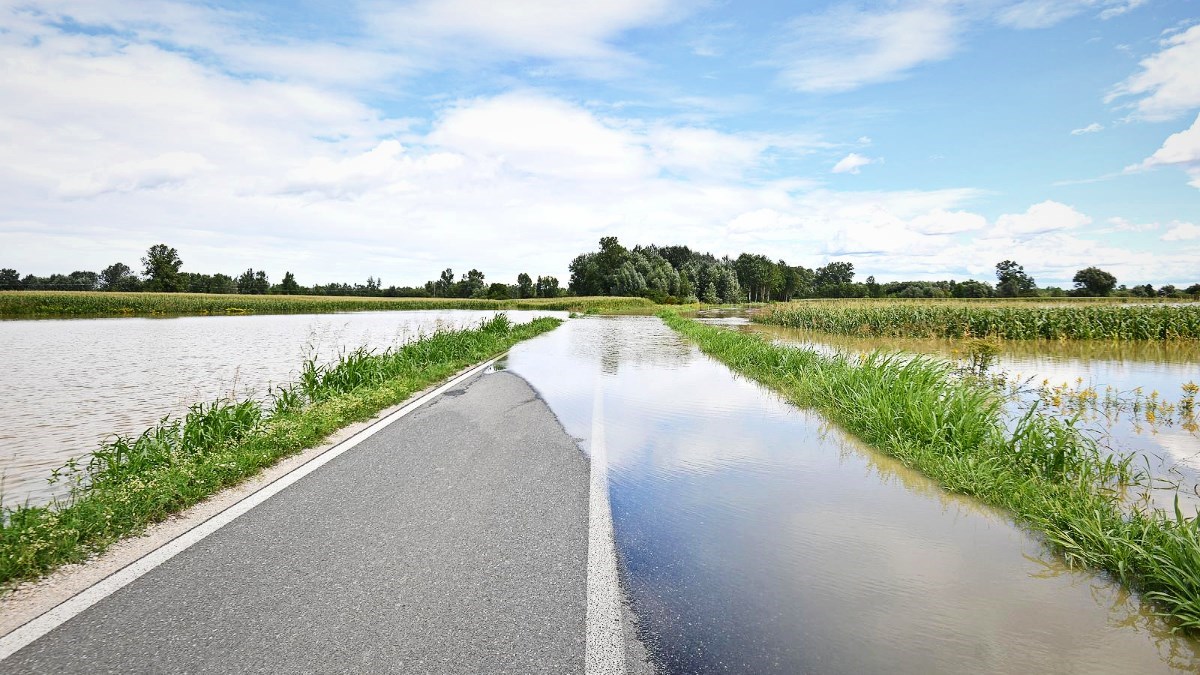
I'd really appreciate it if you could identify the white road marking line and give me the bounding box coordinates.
[0,358,498,663]
[586,377,628,675]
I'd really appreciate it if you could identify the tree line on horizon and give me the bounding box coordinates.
[0,244,563,300]
[3,239,1198,301]
[566,237,1200,302]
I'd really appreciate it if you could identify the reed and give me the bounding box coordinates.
[662,311,1200,630]
[0,291,654,319]
[756,300,1200,341]
[0,315,562,585]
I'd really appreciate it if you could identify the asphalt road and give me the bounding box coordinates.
[3,369,644,674]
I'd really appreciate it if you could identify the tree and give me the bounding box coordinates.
[0,268,18,290]
[99,263,138,291]
[486,282,511,300]
[955,279,994,298]
[995,260,1036,297]
[141,244,184,292]
[459,269,486,298]
[279,271,300,295]
[568,254,605,295]
[517,273,533,299]
[67,270,99,290]
[237,268,269,294]
[596,236,629,277]
[864,275,881,298]
[435,268,456,297]
[1072,267,1117,296]
[535,275,561,298]
[815,261,855,287]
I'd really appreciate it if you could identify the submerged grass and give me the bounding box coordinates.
[757,300,1200,340]
[0,315,562,586]
[662,311,1200,631]
[0,291,653,319]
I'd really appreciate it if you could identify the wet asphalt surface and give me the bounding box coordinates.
[3,370,638,674]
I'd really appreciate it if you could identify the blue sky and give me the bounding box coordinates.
[2,0,1197,288]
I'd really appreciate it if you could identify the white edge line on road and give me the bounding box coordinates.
[0,357,498,663]
[585,377,628,675]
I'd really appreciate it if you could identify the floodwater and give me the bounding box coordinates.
[0,310,561,506]
[738,318,1200,510]
[504,316,1200,673]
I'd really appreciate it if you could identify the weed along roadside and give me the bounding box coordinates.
[0,315,563,586]
[660,310,1200,632]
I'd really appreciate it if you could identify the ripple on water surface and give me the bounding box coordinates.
[505,316,1200,674]
[0,310,561,506]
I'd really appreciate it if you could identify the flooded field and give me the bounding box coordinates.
[0,310,561,506]
[505,316,1200,673]
[735,317,1200,511]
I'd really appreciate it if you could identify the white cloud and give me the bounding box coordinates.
[909,209,988,235]
[366,0,685,64]
[778,5,961,93]
[991,200,1092,238]
[57,152,213,199]
[1108,24,1200,121]
[1128,113,1200,188]
[1162,222,1200,241]
[1107,216,1159,232]
[1071,122,1104,135]
[996,0,1147,29]
[832,153,876,174]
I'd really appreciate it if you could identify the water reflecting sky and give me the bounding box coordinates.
[506,316,1200,674]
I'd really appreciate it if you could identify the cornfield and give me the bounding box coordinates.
[757,301,1200,341]
[0,291,654,319]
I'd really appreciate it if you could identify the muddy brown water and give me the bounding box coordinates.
[504,316,1200,673]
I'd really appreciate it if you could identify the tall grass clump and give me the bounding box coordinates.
[0,291,654,319]
[661,311,1200,631]
[0,315,561,585]
[757,300,1200,341]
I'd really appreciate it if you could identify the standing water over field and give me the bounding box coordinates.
[738,319,1200,511]
[0,310,561,506]
[505,316,1200,673]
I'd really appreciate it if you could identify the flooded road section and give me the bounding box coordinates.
[504,316,1200,673]
[0,310,561,506]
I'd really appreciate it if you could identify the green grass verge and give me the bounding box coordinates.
[756,300,1200,340]
[0,291,654,319]
[0,315,562,586]
[662,311,1200,631]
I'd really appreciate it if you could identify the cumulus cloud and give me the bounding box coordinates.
[991,200,1092,238]
[832,153,876,174]
[777,4,961,93]
[1162,222,1200,241]
[1108,24,1200,121]
[1071,122,1104,135]
[1128,113,1200,188]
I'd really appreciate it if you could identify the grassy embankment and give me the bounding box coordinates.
[0,291,654,319]
[757,300,1200,340]
[0,315,561,586]
[662,311,1200,630]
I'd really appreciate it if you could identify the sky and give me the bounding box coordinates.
[2,0,1198,289]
